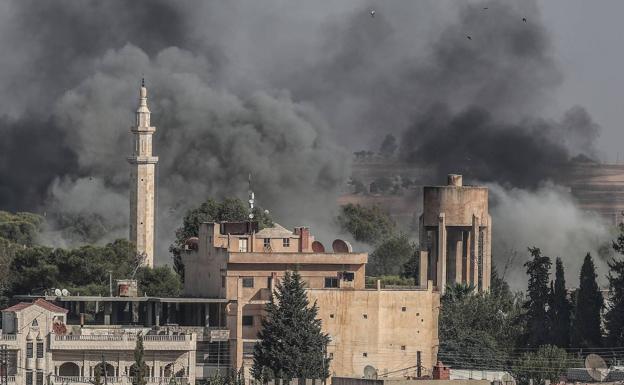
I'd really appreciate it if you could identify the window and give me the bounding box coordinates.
[283,238,290,247]
[31,319,38,327]
[340,272,355,281]
[242,277,254,288]
[239,238,248,252]
[243,342,256,358]
[401,345,406,351]
[36,371,43,385]
[363,314,368,319]
[36,342,44,358]
[242,315,254,327]
[26,372,33,385]
[263,238,271,249]
[26,342,33,358]
[329,314,334,319]
[362,352,368,357]
[402,307,407,312]
[221,276,226,288]
[329,353,334,359]
[324,277,338,288]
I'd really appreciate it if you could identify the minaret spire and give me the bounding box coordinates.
[128,79,158,267]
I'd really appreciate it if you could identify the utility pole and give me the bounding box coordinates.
[108,271,113,297]
[101,354,108,385]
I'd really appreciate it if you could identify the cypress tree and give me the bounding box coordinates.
[548,258,571,347]
[252,271,331,381]
[133,333,147,385]
[605,257,624,346]
[571,253,603,348]
[522,247,551,348]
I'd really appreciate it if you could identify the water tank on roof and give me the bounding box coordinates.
[332,239,353,253]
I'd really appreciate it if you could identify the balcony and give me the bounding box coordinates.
[52,376,189,385]
[228,252,367,265]
[49,334,195,351]
[0,333,19,349]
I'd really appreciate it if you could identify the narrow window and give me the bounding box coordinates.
[242,315,254,327]
[36,371,43,385]
[329,314,335,319]
[362,352,368,357]
[263,238,271,249]
[324,277,339,288]
[239,238,248,252]
[26,342,33,358]
[242,277,254,288]
[221,276,226,288]
[283,238,290,248]
[31,319,38,327]
[401,345,406,351]
[26,372,33,385]
[36,342,44,358]
[402,307,407,312]
[363,314,368,319]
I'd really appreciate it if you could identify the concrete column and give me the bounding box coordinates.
[104,302,112,325]
[483,215,492,291]
[235,279,243,371]
[155,303,161,327]
[437,213,447,294]
[204,304,210,327]
[463,231,471,284]
[418,215,425,248]
[454,231,463,284]
[471,215,480,290]
[419,250,428,288]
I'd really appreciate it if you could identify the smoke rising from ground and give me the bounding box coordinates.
[0,0,614,280]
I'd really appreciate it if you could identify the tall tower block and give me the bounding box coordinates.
[128,80,158,267]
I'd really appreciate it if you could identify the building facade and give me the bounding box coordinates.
[128,80,158,267]
[0,299,196,385]
[418,174,492,293]
[182,222,441,378]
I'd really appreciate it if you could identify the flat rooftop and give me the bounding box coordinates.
[14,295,229,303]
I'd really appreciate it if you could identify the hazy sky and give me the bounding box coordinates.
[540,0,624,162]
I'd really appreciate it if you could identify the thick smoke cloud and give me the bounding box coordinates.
[0,0,613,282]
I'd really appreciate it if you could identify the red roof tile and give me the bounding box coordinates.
[2,298,68,314]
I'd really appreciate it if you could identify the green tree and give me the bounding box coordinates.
[135,266,182,297]
[336,204,395,245]
[438,275,524,368]
[522,247,551,348]
[0,211,43,246]
[92,364,103,385]
[132,333,148,385]
[170,198,272,278]
[511,345,570,385]
[401,248,421,284]
[607,224,624,346]
[252,271,330,380]
[368,233,415,276]
[548,258,571,347]
[571,253,603,348]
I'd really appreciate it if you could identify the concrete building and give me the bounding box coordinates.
[182,221,441,378]
[128,80,158,267]
[418,174,491,293]
[0,298,196,385]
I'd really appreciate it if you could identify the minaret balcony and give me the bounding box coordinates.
[127,155,159,164]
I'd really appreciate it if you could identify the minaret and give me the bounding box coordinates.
[128,79,158,267]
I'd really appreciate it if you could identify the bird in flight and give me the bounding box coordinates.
[466,35,472,40]
[370,9,376,18]
[522,17,527,22]
[483,7,488,10]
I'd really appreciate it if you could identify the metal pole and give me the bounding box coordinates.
[109,272,113,297]
[102,354,108,385]
[1,345,7,385]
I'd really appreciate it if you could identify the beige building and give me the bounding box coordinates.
[182,221,440,378]
[128,80,158,267]
[0,299,196,385]
[418,174,492,293]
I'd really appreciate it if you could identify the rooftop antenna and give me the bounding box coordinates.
[248,173,255,221]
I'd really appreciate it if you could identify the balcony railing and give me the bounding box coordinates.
[50,334,194,351]
[0,334,17,341]
[52,376,189,384]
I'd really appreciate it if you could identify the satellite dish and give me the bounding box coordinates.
[311,241,325,253]
[61,289,69,297]
[54,289,62,297]
[363,365,377,379]
[249,213,254,219]
[585,353,609,382]
[332,239,353,253]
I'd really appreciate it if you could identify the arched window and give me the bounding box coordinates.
[58,362,80,377]
[31,319,38,327]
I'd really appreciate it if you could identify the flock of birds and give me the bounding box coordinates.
[368,7,528,42]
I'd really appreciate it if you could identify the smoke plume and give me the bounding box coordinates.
[0,0,613,283]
